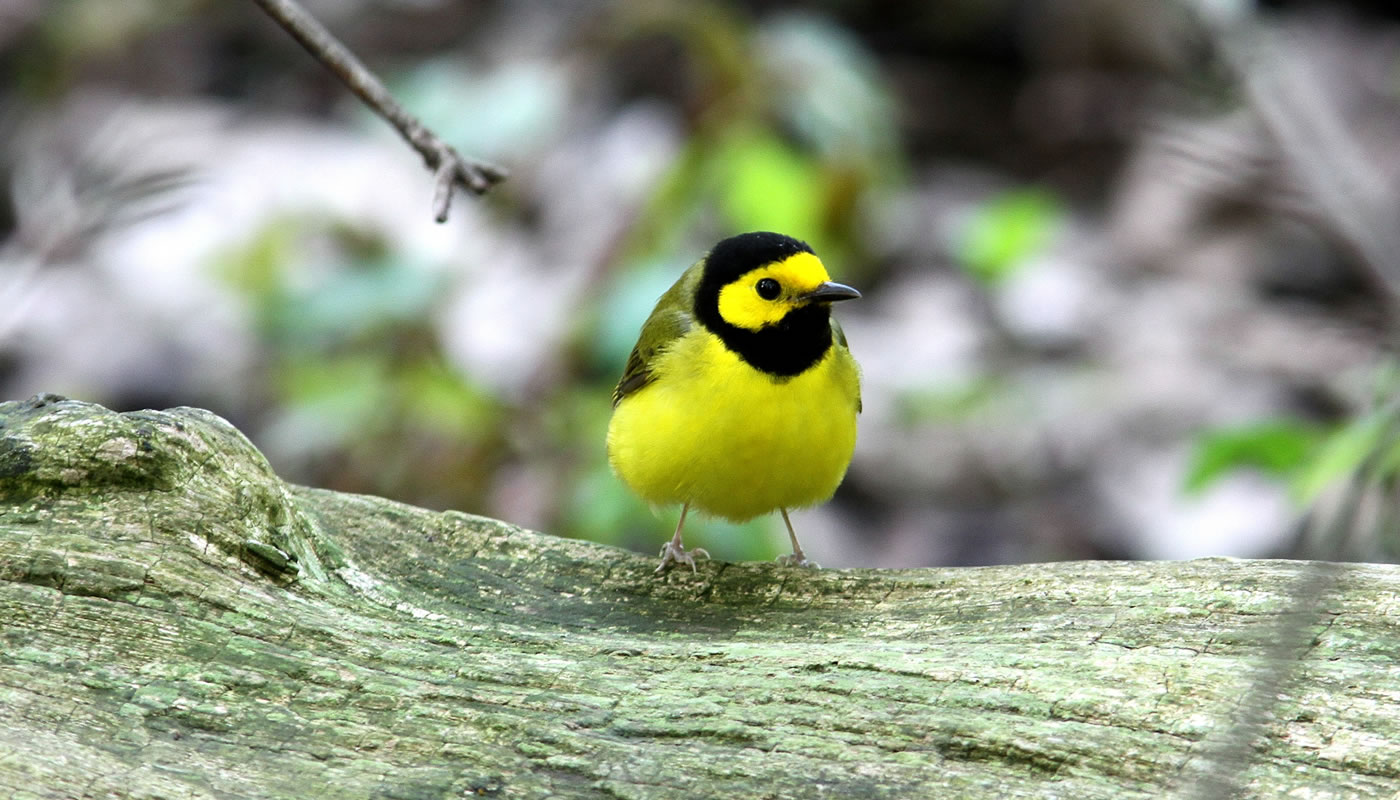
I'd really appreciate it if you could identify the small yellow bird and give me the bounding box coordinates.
[607,232,861,573]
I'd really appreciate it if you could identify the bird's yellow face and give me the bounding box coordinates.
[715,252,833,332]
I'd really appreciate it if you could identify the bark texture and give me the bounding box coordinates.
[2,395,1399,799]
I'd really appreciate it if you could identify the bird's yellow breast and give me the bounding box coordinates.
[607,330,860,522]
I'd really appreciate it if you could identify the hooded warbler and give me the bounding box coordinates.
[607,232,861,573]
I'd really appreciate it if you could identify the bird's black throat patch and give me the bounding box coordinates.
[697,301,834,377]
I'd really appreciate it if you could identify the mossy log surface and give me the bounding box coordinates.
[2,395,1400,799]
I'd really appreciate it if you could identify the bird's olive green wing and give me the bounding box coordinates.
[831,316,862,414]
[611,263,702,407]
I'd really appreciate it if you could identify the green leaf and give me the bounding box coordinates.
[718,129,824,241]
[398,363,497,438]
[1184,420,1326,495]
[213,217,297,299]
[1292,414,1390,503]
[957,189,1062,285]
[266,356,389,454]
[1373,429,1400,479]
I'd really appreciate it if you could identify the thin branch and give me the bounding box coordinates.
[250,0,506,222]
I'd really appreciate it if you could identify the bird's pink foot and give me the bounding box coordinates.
[656,542,710,574]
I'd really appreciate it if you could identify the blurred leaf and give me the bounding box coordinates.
[273,356,388,446]
[1360,369,1400,482]
[216,217,297,299]
[217,217,445,350]
[1292,413,1390,504]
[1372,428,1400,478]
[957,189,1063,285]
[568,467,643,548]
[399,362,497,438]
[1186,420,1325,495]
[613,9,902,273]
[718,129,824,241]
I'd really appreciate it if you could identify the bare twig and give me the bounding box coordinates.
[250,0,506,222]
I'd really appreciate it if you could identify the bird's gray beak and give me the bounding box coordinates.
[801,281,861,303]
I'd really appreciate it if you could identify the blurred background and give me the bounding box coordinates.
[2,0,1399,568]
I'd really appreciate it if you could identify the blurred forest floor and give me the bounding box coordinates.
[2,0,1399,567]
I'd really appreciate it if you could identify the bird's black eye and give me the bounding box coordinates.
[755,278,781,300]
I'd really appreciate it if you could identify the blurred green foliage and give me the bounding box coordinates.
[215,215,504,510]
[204,4,907,563]
[1291,405,1400,505]
[1293,385,1400,560]
[1187,366,1400,556]
[1184,420,1327,496]
[558,6,904,559]
[620,8,902,268]
[957,188,1064,285]
[717,127,827,244]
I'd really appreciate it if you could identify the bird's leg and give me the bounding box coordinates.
[775,508,819,568]
[655,503,709,573]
